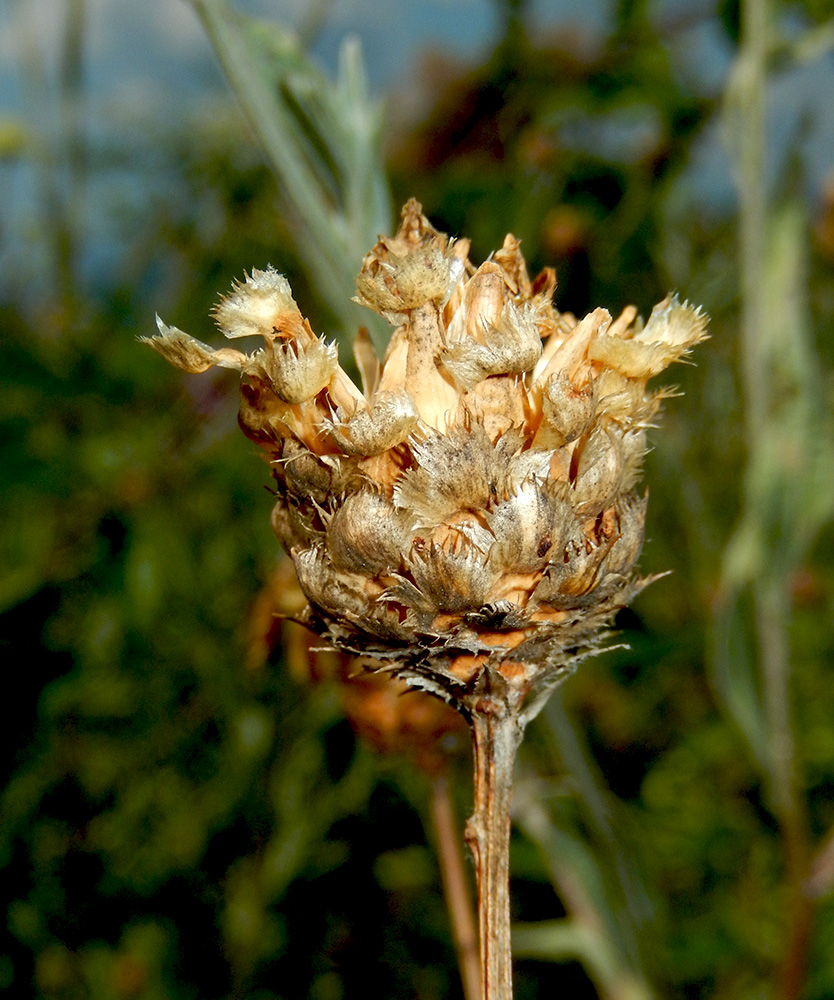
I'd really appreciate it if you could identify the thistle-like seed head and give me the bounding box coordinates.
[144,200,707,723]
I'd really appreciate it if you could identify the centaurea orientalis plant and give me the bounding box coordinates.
[145,199,707,999]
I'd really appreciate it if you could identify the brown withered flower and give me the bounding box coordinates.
[144,199,707,999]
[146,199,705,719]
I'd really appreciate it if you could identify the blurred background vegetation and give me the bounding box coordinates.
[3,0,834,997]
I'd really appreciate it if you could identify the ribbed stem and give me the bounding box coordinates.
[464,694,524,1000]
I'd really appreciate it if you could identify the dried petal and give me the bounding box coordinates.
[460,375,530,440]
[353,327,382,397]
[443,301,542,390]
[213,266,303,340]
[589,296,708,378]
[532,531,613,605]
[492,233,531,297]
[142,316,247,373]
[570,424,644,515]
[535,307,610,386]
[635,295,708,349]
[603,492,648,576]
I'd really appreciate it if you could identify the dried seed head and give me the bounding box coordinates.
[146,200,707,719]
[355,245,454,317]
[250,337,339,404]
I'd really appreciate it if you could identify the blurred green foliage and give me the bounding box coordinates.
[3,0,834,998]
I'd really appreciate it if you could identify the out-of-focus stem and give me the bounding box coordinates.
[739,0,767,439]
[430,775,480,1000]
[807,823,834,900]
[464,692,523,1000]
[737,2,813,995]
[756,583,811,1000]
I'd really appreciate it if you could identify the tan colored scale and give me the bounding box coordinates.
[145,199,707,716]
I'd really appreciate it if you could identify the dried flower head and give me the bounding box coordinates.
[145,200,707,726]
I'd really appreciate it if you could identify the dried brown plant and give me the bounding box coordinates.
[145,199,706,999]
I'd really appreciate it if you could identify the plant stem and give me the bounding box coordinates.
[430,775,481,1000]
[756,582,812,1000]
[738,0,768,439]
[463,679,524,1000]
[736,1,815,992]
